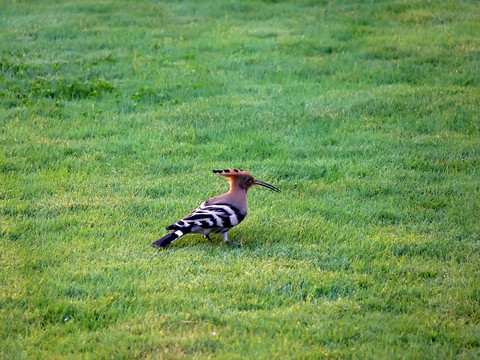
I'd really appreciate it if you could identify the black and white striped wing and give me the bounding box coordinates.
[166,202,245,232]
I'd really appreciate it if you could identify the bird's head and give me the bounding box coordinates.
[212,169,280,193]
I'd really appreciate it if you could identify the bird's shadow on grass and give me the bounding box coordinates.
[150,236,246,251]
[149,235,250,253]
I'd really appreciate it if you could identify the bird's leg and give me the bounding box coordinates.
[222,231,234,245]
[204,234,213,242]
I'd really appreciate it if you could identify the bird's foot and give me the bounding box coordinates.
[222,232,237,246]
[205,234,213,242]
[224,239,239,247]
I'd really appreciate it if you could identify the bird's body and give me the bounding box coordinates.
[151,169,280,248]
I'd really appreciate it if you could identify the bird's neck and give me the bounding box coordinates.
[226,180,248,209]
[228,186,247,197]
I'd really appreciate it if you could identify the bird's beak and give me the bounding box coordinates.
[254,180,281,192]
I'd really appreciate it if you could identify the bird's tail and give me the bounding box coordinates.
[150,229,188,248]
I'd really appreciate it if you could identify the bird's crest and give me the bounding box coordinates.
[212,169,251,177]
[212,169,280,193]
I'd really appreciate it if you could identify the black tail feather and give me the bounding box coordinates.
[150,229,189,247]
[151,231,183,248]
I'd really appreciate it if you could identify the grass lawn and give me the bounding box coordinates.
[1,0,479,358]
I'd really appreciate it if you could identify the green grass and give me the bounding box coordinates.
[1,0,479,358]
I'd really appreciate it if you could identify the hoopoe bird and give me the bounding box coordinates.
[150,169,280,248]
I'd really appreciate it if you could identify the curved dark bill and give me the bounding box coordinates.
[254,180,281,192]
